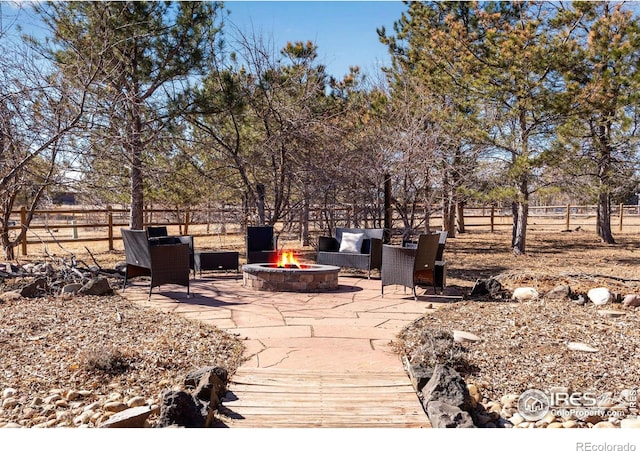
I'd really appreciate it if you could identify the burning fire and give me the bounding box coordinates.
[277,250,302,268]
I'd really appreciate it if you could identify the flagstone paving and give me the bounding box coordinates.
[121,272,463,427]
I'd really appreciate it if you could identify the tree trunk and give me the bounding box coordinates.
[442,197,456,236]
[511,174,530,255]
[130,146,144,230]
[256,183,266,225]
[594,122,615,244]
[441,150,458,237]
[455,201,465,235]
[1,227,14,260]
[511,201,518,248]
[423,173,431,233]
[301,193,310,246]
[597,191,615,244]
[512,178,529,255]
[129,102,144,230]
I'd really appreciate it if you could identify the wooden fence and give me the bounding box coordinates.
[7,203,640,256]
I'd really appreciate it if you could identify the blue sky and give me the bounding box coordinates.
[224,1,407,78]
[2,1,406,79]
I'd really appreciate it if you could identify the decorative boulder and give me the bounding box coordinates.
[79,277,113,296]
[453,330,481,344]
[469,278,502,298]
[588,287,612,306]
[20,277,48,298]
[545,285,571,300]
[156,390,205,428]
[100,406,153,428]
[511,287,539,301]
[426,401,475,428]
[185,366,228,390]
[61,283,83,295]
[421,364,474,414]
[622,294,640,308]
[407,363,434,393]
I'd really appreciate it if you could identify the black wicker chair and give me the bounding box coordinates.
[404,231,448,291]
[246,226,278,264]
[316,227,384,278]
[146,224,194,277]
[381,233,441,299]
[121,229,190,298]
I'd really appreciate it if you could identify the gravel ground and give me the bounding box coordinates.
[395,295,640,400]
[0,291,245,428]
[393,269,640,428]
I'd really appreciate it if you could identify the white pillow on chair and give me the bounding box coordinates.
[339,232,364,253]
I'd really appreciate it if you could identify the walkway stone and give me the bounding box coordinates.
[121,274,461,427]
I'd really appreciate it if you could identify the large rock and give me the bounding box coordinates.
[512,287,539,301]
[545,285,571,300]
[20,277,48,298]
[453,330,481,344]
[469,279,502,298]
[79,277,113,296]
[185,366,228,390]
[588,287,612,305]
[426,401,475,428]
[61,283,83,295]
[421,364,473,414]
[407,363,434,393]
[100,406,153,428]
[622,294,640,308]
[156,390,205,428]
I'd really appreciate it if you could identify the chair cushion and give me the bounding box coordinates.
[339,232,364,253]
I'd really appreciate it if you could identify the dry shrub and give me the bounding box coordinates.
[404,327,469,372]
[81,345,137,376]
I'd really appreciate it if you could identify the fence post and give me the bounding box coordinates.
[107,206,114,250]
[71,214,78,239]
[20,206,27,256]
[619,203,624,232]
[565,204,571,231]
[490,205,495,233]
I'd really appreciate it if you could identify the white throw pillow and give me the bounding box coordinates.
[339,232,364,253]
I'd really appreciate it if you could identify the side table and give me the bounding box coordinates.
[194,251,239,277]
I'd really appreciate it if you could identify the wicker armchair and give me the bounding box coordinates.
[146,232,195,277]
[246,226,278,264]
[403,231,448,291]
[121,229,190,298]
[316,227,384,278]
[381,233,441,299]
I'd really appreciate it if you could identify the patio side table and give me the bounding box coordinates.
[194,251,239,277]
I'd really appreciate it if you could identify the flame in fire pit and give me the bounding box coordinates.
[277,250,302,268]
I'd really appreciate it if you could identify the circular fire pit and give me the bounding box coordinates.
[242,263,340,292]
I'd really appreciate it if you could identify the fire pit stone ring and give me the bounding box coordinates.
[242,263,341,292]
